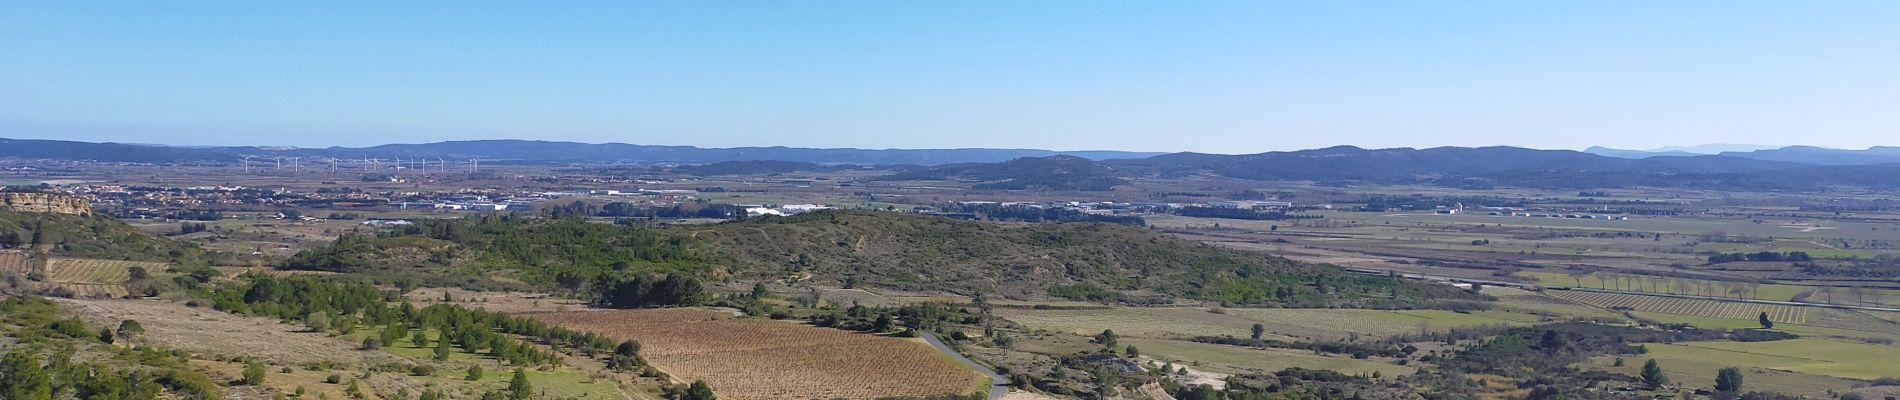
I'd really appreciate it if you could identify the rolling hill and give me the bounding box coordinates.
[685,210,1481,307]
[1719,146,1900,165]
[0,138,235,163]
[0,209,221,265]
[282,211,1482,308]
[875,156,1129,191]
[670,160,887,176]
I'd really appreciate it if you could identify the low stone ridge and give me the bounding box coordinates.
[0,192,92,216]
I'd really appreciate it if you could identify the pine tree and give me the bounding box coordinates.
[1640,359,1668,388]
[686,380,716,400]
[1715,367,1744,393]
[508,368,532,400]
[412,326,430,348]
[434,335,452,361]
[116,320,144,341]
[381,323,406,347]
[1539,330,1566,354]
[0,352,52,400]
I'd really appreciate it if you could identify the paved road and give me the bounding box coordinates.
[920,332,1009,400]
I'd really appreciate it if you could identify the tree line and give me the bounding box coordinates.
[1707,251,1814,264]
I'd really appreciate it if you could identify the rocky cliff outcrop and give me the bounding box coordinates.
[0,192,92,216]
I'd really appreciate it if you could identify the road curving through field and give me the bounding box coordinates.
[920,332,1009,400]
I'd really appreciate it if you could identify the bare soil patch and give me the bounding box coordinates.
[530,308,984,400]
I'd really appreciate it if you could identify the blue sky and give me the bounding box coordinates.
[3,2,1896,153]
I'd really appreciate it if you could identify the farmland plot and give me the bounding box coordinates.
[44,258,167,284]
[531,308,984,400]
[0,251,28,275]
[1548,290,1807,324]
[43,282,130,298]
[997,306,1528,342]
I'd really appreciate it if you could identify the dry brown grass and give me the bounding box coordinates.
[403,287,594,314]
[55,298,404,366]
[530,308,984,400]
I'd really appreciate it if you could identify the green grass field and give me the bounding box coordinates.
[1585,349,1865,396]
[1657,339,1900,380]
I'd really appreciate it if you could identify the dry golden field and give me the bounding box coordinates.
[531,308,984,400]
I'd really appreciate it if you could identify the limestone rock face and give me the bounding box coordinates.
[0,192,92,216]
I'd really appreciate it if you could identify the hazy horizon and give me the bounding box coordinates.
[5,2,1897,153]
[20,135,1877,156]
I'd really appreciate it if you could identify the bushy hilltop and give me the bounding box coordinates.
[285,214,701,289]
[687,210,1482,308]
[0,209,221,265]
[282,211,1481,308]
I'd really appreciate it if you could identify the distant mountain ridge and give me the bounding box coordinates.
[1717,146,1900,165]
[1106,145,1802,182]
[1582,146,1701,159]
[240,140,1165,165]
[10,137,1900,190]
[876,155,1128,191]
[0,137,1161,165]
[0,138,237,163]
[1585,144,1900,166]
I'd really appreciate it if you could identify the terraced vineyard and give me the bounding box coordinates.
[1549,290,1808,324]
[0,251,28,275]
[44,258,167,284]
[42,282,131,298]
